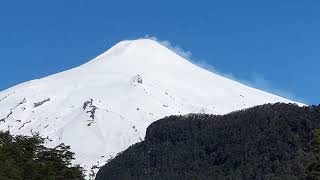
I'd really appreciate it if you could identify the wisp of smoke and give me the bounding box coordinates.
[141,35,305,104]
[143,35,192,60]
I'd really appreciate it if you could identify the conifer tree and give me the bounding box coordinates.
[306,129,320,179]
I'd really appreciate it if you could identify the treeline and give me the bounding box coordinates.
[96,103,320,180]
[0,131,84,180]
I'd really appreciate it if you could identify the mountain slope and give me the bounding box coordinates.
[0,39,299,176]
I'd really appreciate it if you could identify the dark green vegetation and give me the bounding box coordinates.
[96,103,320,180]
[0,131,84,180]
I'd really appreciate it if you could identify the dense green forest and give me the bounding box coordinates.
[96,103,320,180]
[0,131,84,180]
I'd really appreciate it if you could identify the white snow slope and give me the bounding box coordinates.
[0,39,300,178]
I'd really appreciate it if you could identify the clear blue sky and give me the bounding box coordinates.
[0,1,319,105]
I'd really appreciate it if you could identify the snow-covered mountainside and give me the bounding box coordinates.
[0,39,299,177]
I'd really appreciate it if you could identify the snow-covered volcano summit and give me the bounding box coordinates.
[0,39,298,177]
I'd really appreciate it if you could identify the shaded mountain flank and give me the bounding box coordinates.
[96,103,320,180]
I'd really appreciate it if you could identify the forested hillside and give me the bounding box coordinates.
[96,103,320,180]
[0,131,84,180]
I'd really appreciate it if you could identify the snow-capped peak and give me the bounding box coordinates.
[0,39,300,178]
